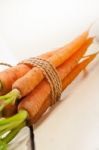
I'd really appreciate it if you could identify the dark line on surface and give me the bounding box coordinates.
[29,125,35,150]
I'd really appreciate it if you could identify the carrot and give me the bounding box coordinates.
[12,38,93,97]
[39,31,88,61]
[62,53,97,90]
[49,30,89,67]
[0,51,54,95]
[0,64,31,95]
[18,52,97,123]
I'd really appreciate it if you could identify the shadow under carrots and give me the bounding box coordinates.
[34,100,63,130]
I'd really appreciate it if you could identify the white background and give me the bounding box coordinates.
[0,0,99,59]
[0,0,99,150]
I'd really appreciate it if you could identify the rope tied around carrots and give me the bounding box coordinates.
[0,57,62,105]
[19,57,62,105]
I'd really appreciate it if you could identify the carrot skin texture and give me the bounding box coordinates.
[0,64,32,95]
[48,31,89,67]
[0,52,54,95]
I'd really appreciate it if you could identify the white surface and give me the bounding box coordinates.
[9,127,31,150]
[0,37,17,66]
[0,0,99,60]
[0,0,99,150]
[34,58,99,150]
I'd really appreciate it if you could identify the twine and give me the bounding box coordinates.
[19,57,62,105]
[0,62,12,67]
[0,57,62,105]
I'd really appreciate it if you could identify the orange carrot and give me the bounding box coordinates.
[38,31,88,61]
[49,31,89,67]
[0,51,55,95]
[18,51,97,124]
[13,36,92,97]
[0,64,32,95]
[62,53,97,90]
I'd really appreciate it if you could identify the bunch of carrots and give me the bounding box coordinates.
[0,30,98,150]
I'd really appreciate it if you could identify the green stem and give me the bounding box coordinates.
[0,110,28,150]
[3,121,26,144]
[0,89,19,99]
[0,120,24,132]
[0,110,28,136]
[0,140,7,150]
[0,110,27,125]
[0,129,11,137]
[0,122,26,150]
[0,89,21,112]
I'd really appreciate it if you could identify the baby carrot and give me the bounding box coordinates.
[49,30,89,67]
[0,64,32,95]
[62,53,97,90]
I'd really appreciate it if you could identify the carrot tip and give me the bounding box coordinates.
[83,51,99,59]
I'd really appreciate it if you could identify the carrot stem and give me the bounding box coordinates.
[0,121,26,150]
[0,110,27,147]
[3,121,26,143]
[0,140,7,150]
[0,89,21,112]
